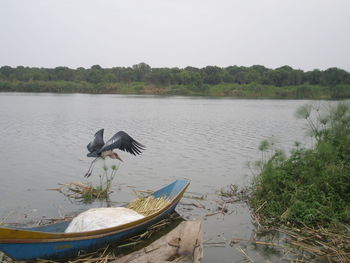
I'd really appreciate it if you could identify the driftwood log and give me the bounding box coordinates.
[112,220,203,263]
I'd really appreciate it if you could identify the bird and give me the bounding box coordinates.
[84,129,145,177]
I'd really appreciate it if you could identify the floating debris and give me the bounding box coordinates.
[49,182,112,203]
[180,201,206,209]
[184,192,207,200]
[218,184,250,203]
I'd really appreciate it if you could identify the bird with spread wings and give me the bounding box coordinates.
[85,129,145,177]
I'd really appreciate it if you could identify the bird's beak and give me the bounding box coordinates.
[115,154,123,162]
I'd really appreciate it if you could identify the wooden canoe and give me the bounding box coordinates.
[0,179,190,261]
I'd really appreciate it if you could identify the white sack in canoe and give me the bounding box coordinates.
[65,207,145,233]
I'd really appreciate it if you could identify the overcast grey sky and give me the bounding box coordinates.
[1,0,349,71]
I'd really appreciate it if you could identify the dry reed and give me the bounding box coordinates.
[50,182,111,202]
[278,226,350,262]
[127,196,171,216]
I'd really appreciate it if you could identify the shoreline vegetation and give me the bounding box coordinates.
[1,63,350,99]
[250,102,350,261]
[251,102,350,227]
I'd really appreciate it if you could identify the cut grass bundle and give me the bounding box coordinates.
[128,196,171,216]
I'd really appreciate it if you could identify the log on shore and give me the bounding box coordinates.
[112,220,203,263]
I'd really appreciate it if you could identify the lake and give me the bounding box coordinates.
[0,93,317,262]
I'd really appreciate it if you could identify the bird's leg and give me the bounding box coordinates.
[86,157,100,177]
[84,157,100,178]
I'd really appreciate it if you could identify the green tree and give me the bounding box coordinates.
[86,65,104,83]
[0,66,14,80]
[321,67,350,86]
[305,69,321,85]
[201,66,223,84]
[132,62,151,81]
[264,69,289,86]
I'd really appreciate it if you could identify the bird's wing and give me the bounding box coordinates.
[87,129,105,156]
[98,131,145,155]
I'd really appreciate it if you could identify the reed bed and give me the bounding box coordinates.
[230,218,350,262]
[278,225,350,262]
[127,196,171,216]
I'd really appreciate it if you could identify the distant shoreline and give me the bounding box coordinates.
[1,80,349,100]
[1,64,349,99]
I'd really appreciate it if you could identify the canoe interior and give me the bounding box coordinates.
[22,179,189,233]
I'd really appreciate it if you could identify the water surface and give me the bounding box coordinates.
[0,93,315,262]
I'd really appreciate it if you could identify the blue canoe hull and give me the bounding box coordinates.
[0,179,189,261]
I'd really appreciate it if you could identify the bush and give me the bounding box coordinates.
[250,102,350,226]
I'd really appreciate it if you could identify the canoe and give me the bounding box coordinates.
[0,179,190,261]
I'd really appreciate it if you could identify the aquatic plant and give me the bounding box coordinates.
[80,159,120,202]
[251,102,350,227]
[53,159,120,203]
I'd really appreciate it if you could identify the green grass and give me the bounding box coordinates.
[1,80,350,99]
[250,102,350,226]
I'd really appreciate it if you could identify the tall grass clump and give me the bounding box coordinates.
[250,102,350,227]
[54,159,120,203]
[81,161,119,202]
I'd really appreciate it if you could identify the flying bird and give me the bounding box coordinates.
[84,129,145,177]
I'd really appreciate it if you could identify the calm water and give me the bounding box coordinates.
[0,93,317,262]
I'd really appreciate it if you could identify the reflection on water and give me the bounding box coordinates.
[0,93,318,262]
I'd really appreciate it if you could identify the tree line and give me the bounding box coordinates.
[1,63,350,98]
[1,63,350,86]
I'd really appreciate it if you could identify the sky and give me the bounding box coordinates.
[1,0,349,71]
